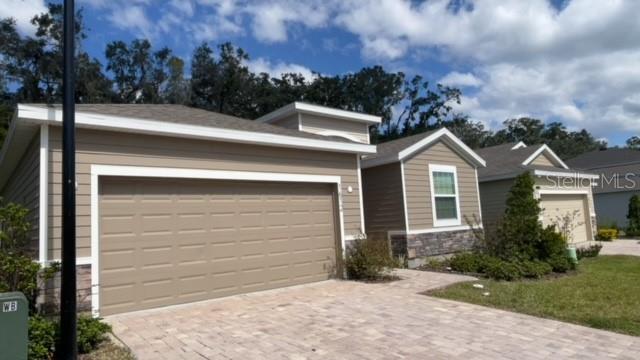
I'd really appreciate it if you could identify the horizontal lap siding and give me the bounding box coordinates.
[1,133,40,254]
[48,127,362,259]
[300,114,370,144]
[271,114,299,130]
[362,163,405,239]
[404,141,481,230]
[479,179,513,229]
[530,153,556,167]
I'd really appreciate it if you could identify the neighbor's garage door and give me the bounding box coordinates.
[540,194,590,244]
[99,177,338,316]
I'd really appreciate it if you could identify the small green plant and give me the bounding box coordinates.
[547,254,576,273]
[576,244,603,260]
[596,228,617,241]
[77,315,113,354]
[519,260,553,279]
[28,315,58,360]
[551,209,584,243]
[537,225,567,260]
[627,194,640,236]
[344,238,398,280]
[449,252,489,273]
[484,259,522,281]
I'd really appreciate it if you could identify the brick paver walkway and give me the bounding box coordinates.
[107,269,640,359]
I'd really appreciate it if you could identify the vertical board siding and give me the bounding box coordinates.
[48,127,363,259]
[362,162,406,239]
[404,141,481,230]
[1,133,40,253]
[300,114,371,144]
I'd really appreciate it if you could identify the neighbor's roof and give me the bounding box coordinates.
[566,149,640,193]
[361,128,486,169]
[566,148,640,169]
[475,142,596,182]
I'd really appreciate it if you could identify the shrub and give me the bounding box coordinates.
[537,225,567,260]
[28,315,58,360]
[627,194,640,236]
[449,252,488,273]
[596,228,617,241]
[345,238,398,280]
[576,244,603,260]
[547,254,576,273]
[519,260,553,279]
[484,259,522,281]
[77,315,112,354]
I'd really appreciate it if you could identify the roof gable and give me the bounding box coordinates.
[362,128,486,169]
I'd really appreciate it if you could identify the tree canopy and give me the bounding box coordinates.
[0,4,607,159]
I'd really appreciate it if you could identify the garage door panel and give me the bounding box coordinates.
[540,194,590,243]
[99,177,338,315]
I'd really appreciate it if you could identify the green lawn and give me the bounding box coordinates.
[429,255,640,336]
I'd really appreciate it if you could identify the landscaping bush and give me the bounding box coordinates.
[519,260,553,279]
[576,244,603,260]
[547,254,576,273]
[28,315,112,359]
[28,315,58,360]
[537,225,567,260]
[449,252,489,273]
[627,194,640,236]
[484,259,522,281]
[596,228,618,241]
[344,238,398,280]
[77,315,113,354]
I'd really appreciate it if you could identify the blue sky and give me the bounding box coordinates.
[4,0,640,146]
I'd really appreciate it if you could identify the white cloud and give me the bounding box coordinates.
[107,5,153,38]
[439,72,483,88]
[0,0,47,35]
[246,57,315,80]
[245,1,332,43]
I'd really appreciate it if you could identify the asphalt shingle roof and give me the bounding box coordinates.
[566,148,640,169]
[25,103,356,144]
[363,129,440,161]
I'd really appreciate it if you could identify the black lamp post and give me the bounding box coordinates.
[59,0,77,358]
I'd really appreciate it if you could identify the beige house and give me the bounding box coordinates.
[361,128,486,268]
[476,142,599,244]
[0,102,379,316]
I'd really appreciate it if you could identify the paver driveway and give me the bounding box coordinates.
[107,269,640,360]
[600,239,640,256]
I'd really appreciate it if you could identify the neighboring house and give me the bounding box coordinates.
[0,102,379,316]
[360,128,486,268]
[476,142,599,244]
[566,148,640,228]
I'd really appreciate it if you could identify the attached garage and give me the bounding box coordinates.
[0,103,379,316]
[540,193,592,244]
[99,177,339,315]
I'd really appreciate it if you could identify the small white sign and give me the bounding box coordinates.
[2,301,18,313]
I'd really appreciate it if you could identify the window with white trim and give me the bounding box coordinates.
[429,164,461,226]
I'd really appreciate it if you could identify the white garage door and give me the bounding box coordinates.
[99,177,339,316]
[540,193,591,243]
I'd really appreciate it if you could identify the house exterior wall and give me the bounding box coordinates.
[299,114,370,144]
[0,132,40,254]
[479,179,513,230]
[594,191,637,227]
[362,162,406,240]
[403,141,482,230]
[48,126,363,260]
[530,153,557,167]
[269,113,299,130]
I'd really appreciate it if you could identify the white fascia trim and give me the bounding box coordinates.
[38,125,49,264]
[357,156,366,235]
[474,168,483,223]
[400,161,410,232]
[534,169,599,180]
[429,164,462,227]
[522,145,568,169]
[257,102,382,124]
[17,104,376,155]
[536,189,590,196]
[362,128,486,169]
[315,130,365,143]
[511,141,527,150]
[89,165,346,317]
